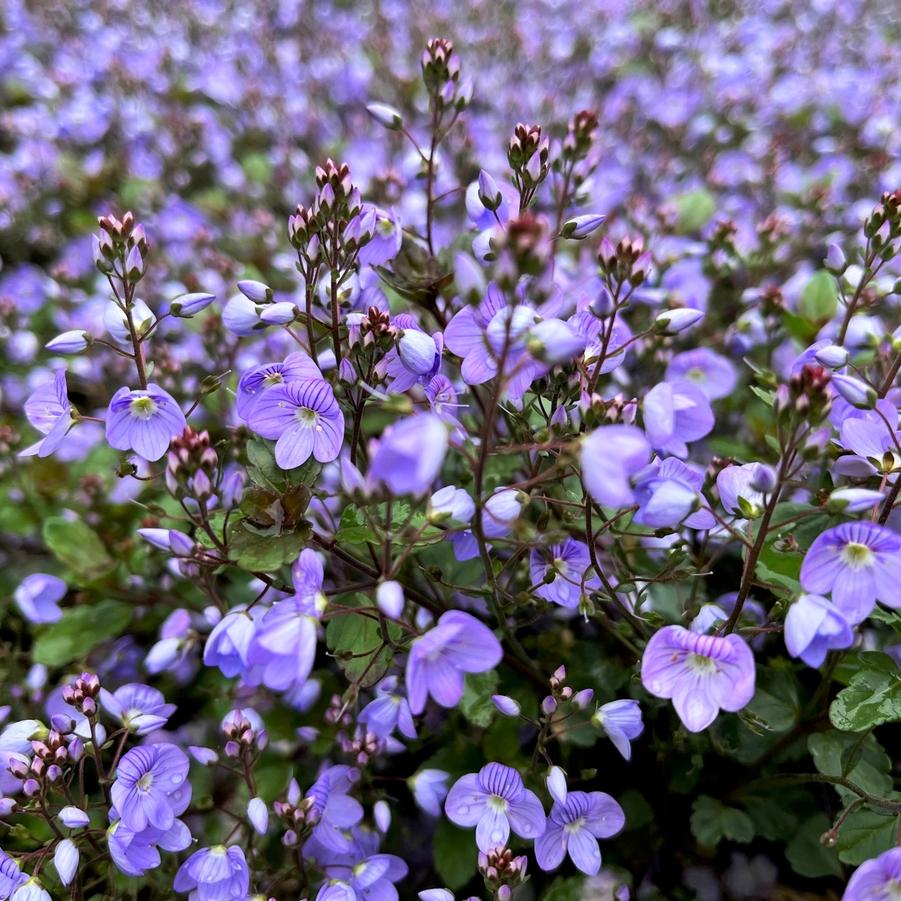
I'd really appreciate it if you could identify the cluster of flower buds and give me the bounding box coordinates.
[865,189,901,253]
[324,693,354,728]
[23,731,72,790]
[289,161,374,278]
[222,710,268,758]
[778,363,832,422]
[337,726,382,766]
[93,211,148,283]
[479,846,529,899]
[421,38,469,111]
[61,672,101,718]
[541,666,594,717]
[274,783,320,846]
[166,427,218,502]
[497,213,552,278]
[508,123,551,204]
[561,109,599,163]
[597,235,652,287]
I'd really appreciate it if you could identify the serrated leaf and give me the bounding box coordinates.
[835,807,900,865]
[325,596,399,688]
[808,731,892,803]
[42,518,114,581]
[228,523,308,571]
[33,600,132,666]
[690,795,754,846]
[830,666,901,732]
[460,670,499,728]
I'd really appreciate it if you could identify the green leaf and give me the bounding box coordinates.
[42,518,114,581]
[433,818,477,891]
[228,524,308,571]
[786,814,842,878]
[460,670,499,728]
[33,600,132,666]
[835,807,900,865]
[830,665,901,732]
[808,731,892,803]
[690,795,754,846]
[745,666,800,732]
[799,270,839,322]
[325,596,399,688]
[541,877,587,901]
[674,189,716,232]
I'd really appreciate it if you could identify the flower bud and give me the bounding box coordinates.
[58,806,90,828]
[376,580,405,619]
[654,307,704,335]
[259,302,297,325]
[561,213,606,239]
[374,799,392,833]
[814,344,849,369]
[572,688,594,709]
[826,488,885,514]
[125,245,144,281]
[547,766,568,804]
[541,696,557,716]
[46,330,91,354]
[824,243,847,273]
[237,280,273,304]
[832,373,876,409]
[366,102,403,131]
[477,170,503,212]
[170,292,216,317]
[397,329,438,375]
[527,319,585,364]
[247,797,269,835]
[54,838,79,886]
[491,695,521,717]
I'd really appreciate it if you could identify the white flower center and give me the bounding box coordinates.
[137,772,154,791]
[840,541,874,570]
[129,396,158,420]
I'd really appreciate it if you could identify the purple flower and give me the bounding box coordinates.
[800,521,901,624]
[378,319,443,393]
[20,370,74,458]
[367,414,448,496]
[106,384,187,462]
[837,414,901,477]
[107,816,191,877]
[357,206,402,267]
[665,349,737,401]
[305,765,364,853]
[359,676,417,739]
[784,594,854,668]
[535,791,625,875]
[530,539,599,609]
[581,426,652,508]
[641,625,755,732]
[324,853,409,900]
[633,458,714,530]
[716,463,771,517]
[174,845,249,900]
[99,683,175,735]
[14,574,66,624]
[110,744,191,833]
[53,839,78,887]
[445,762,546,852]
[592,700,644,760]
[405,611,503,714]
[247,378,344,469]
[0,851,27,898]
[236,351,323,419]
[410,769,450,816]
[843,846,901,900]
[203,607,260,679]
[643,380,714,458]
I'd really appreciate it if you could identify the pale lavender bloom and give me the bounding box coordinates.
[633,458,714,530]
[247,798,268,836]
[359,676,417,739]
[535,791,625,875]
[107,815,191,877]
[14,574,66,624]
[581,426,652,508]
[0,851,26,897]
[58,806,89,828]
[665,349,737,401]
[641,626,755,732]
[357,205,402,266]
[99,684,175,735]
[837,414,901,477]
[324,852,408,899]
[236,351,322,419]
[445,762,546,852]
[784,594,854,667]
[247,550,324,691]
[305,765,364,853]
[379,317,443,393]
[367,414,448,496]
[530,538,599,609]
[247,378,344,469]
[7,877,50,900]
[428,486,475,524]
[409,769,450,816]
[716,463,770,517]
[53,839,78,886]
[800,521,901,624]
[203,607,260,678]
[106,384,187,462]
[842,846,901,900]
[20,370,74,458]
[110,744,191,833]
[174,845,249,899]
[643,380,714,458]
[593,700,644,760]
[405,611,502,714]
[451,488,525,561]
